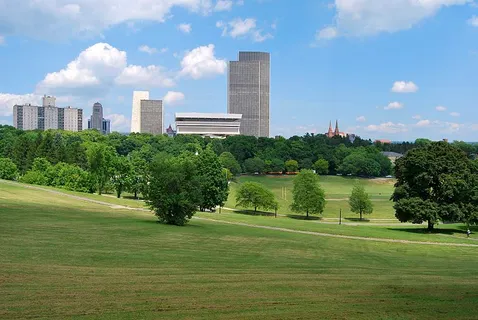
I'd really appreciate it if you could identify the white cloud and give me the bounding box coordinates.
[364,122,407,133]
[36,43,127,96]
[412,115,422,120]
[0,36,4,45]
[0,0,213,39]
[138,45,157,54]
[415,119,431,127]
[356,116,366,122]
[391,81,419,93]
[436,106,447,111]
[178,23,192,34]
[384,102,404,110]
[115,65,175,88]
[105,113,130,132]
[468,15,478,26]
[316,26,338,40]
[0,93,41,116]
[450,112,460,117]
[215,0,233,11]
[163,91,185,105]
[160,48,169,54]
[179,44,227,79]
[217,18,273,42]
[322,0,468,38]
[36,43,174,96]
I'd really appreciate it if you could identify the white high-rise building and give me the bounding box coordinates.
[131,91,150,133]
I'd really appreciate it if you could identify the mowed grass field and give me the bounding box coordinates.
[1,181,478,319]
[225,175,396,219]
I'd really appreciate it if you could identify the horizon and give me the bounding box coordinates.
[0,1,477,141]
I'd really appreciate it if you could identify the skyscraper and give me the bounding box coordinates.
[130,91,163,134]
[140,100,163,135]
[228,51,270,137]
[90,102,103,132]
[131,91,150,133]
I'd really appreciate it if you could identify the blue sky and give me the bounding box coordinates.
[0,0,477,141]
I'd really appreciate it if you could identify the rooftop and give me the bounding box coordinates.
[175,113,242,120]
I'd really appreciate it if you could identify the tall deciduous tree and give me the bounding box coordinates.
[146,155,202,226]
[349,184,373,220]
[86,143,116,195]
[111,155,133,198]
[392,142,477,230]
[290,170,326,218]
[236,182,278,213]
[197,146,229,211]
[219,152,241,175]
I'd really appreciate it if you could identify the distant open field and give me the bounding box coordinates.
[1,181,478,319]
[226,175,396,219]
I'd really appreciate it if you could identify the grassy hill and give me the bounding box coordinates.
[1,181,478,319]
[225,175,396,219]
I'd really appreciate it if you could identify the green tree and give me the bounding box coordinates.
[313,159,329,175]
[349,184,373,220]
[146,155,202,226]
[128,151,149,199]
[236,182,278,213]
[111,156,133,198]
[197,146,229,211]
[243,157,265,174]
[285,159,299,172]
[265,158,284,173]
[86,143,116,195]
[290,170,326,218]
[392,142,476,231]
[0,158,18,180]
[219,152,242,175]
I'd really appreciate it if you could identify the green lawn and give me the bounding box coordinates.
[226,175,396,219]
[1,181,478,319]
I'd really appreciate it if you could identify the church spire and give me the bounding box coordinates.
[334,119,340,136]
[327,121,334,137]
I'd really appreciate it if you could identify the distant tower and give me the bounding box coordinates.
[90,102,103,132]
[131,91,150,133]
[334,120,340,136]
[228,51,270,137]
[327,121,334,138]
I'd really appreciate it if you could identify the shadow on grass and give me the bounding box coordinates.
[286,214,322,221]
[345,217,371,223]
[388,227,465,235]
[234,210,276,217]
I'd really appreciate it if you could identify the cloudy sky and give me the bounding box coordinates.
[0,0,477,140]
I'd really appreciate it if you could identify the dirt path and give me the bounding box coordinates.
[195,217,478,248]
[3,181,477,248]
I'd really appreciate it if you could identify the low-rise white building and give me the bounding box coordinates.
[175,113,242,138]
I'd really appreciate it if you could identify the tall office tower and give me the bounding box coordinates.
[140,100,163,134]
[89,102,103,131]
[228,51,270,137]
[42,95,56,107]
[131,91,150,133]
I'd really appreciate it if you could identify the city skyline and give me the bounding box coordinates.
[0,1,477,140]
